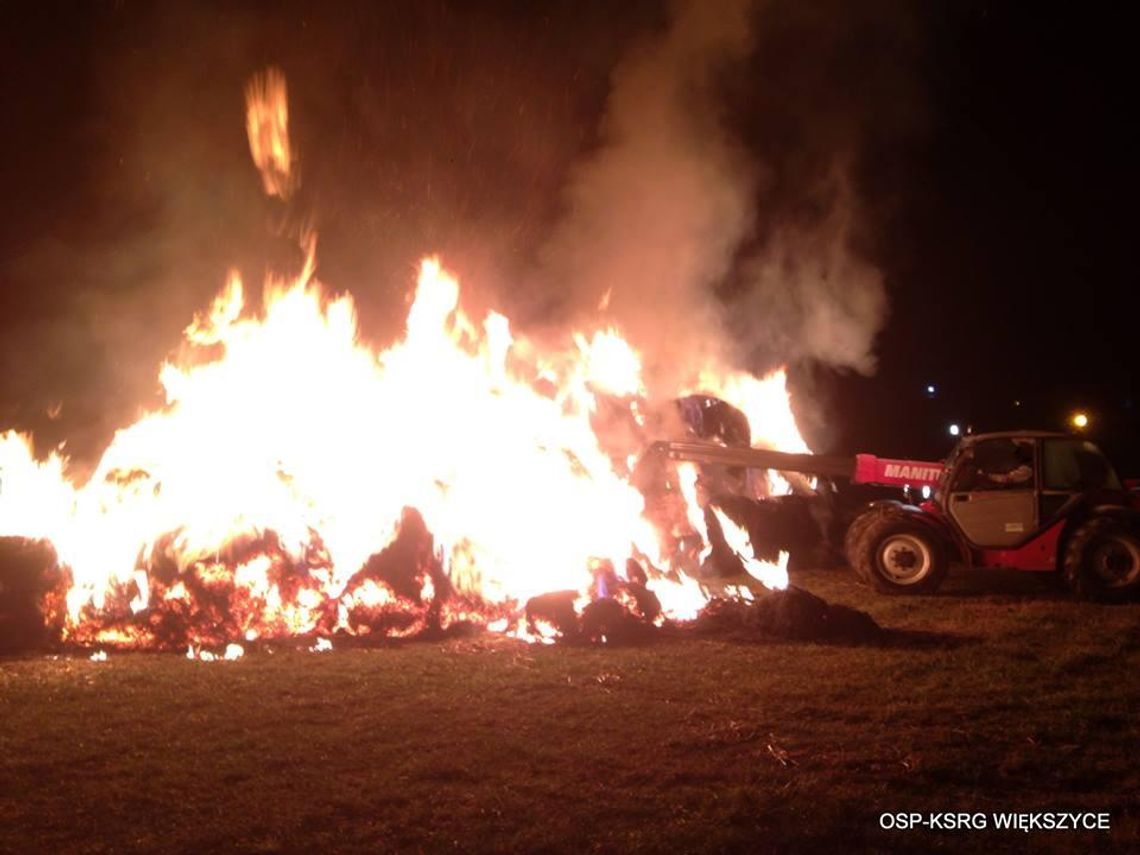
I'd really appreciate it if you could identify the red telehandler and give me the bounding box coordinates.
[646,430,1140,600]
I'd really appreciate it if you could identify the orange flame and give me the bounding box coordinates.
[711,507,789,590]
[245,67,295,199]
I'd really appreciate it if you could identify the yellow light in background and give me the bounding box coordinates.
[1071,411,1089,430]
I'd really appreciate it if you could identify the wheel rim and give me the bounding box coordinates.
[877,534,933,585]
[1090,535,1140,588]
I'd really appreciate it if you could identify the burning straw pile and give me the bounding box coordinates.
[0,65,879,656]
[0,527,880,655]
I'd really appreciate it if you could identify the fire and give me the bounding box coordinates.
[573,329,645,398]
[676,463,710,557]
[691,368,810,497]
[0,68,813,648]
[244,67,294,200]
[711,507,789,591]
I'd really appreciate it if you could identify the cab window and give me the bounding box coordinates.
[950,438,1035,492]
[1042,439,1121,491]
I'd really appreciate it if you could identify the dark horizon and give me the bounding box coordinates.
[1,1,1136,472]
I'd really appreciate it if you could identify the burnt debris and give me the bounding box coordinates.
[692,585,881,643]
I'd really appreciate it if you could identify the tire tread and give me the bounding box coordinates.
[851,511,948,595]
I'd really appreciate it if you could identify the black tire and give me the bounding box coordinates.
[843,512,875,572]
[852,514,948,594]
[844,508,904,585]
[1062,515,1140,602]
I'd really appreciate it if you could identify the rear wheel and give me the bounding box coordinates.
[1063,516,1140,601]
[852,514,948,594]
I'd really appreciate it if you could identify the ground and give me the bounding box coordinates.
[2,567,1139,853]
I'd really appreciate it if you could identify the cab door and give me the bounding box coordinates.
[1039,437,1123,521]
[946,438,1038,548]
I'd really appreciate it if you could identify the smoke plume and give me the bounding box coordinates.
[535,0,893,390]
[729,172,887,374]
[534,0,756,393]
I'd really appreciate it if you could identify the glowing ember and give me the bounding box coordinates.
[186,643,245,662]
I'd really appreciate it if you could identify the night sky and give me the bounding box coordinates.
[1,1,1136,472]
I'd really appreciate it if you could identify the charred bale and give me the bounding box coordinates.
[623,585,662,624]
[580,598,650,644]
[0,538,59,652]
[691,597,752,635]
[752,586,881,642]
[350,507,440,603]
[692,586,881,643]
[750,586,831,639]
[525,590,579,638]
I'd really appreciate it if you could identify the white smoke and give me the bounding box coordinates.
[730,172,887,374]
[537,0,757,393]
[538,0,888,387]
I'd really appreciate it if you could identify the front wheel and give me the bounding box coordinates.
[844,508,903,584]
[851,514,949,594]
[1063,516,1140,602]
[843,511,877,579]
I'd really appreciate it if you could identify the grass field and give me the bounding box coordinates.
[3,566,1140,853]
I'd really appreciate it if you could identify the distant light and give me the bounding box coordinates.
[925,384,936,397]
[1071,412,1089,430]
[921,485,932,500]
[1014,400,1021,407]
[948,423,961,437]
